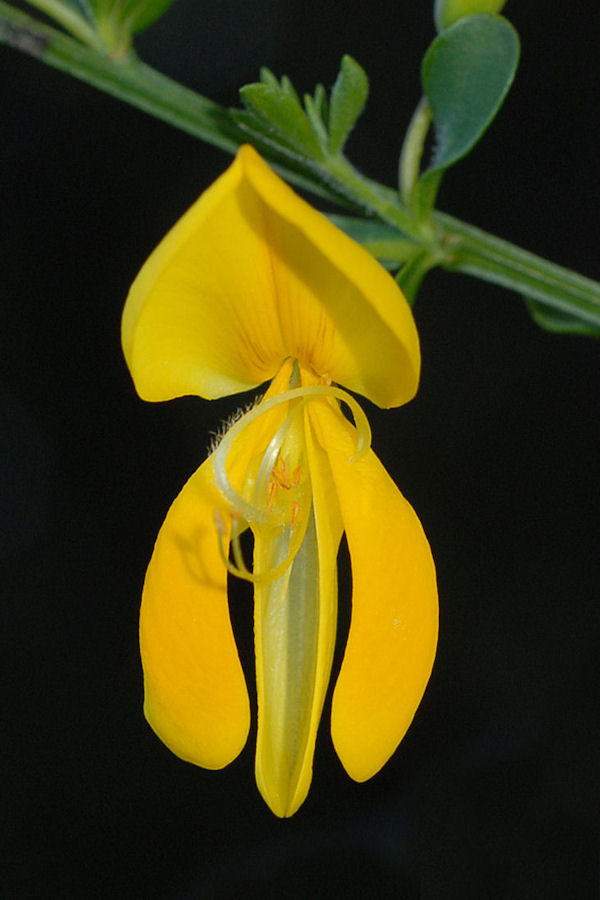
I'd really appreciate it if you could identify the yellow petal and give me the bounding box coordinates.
[252,405,343,817]
[309,401,438,782]
[122,145,420,408]
[140,458,250,769]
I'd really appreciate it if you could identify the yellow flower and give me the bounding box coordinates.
[122,145,438,817]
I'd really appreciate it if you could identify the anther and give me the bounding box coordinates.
[272,458,292,489]
[290,501,300,531]
[266,480,278,509]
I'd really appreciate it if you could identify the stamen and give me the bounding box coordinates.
[212,383,372,527]
[253,404,304,508]
[272,459,292,490]
[215,520,257,584]
[230,517,252,579]
[290,501,300,531]
[214,508,312,585]
[266,480,278,509]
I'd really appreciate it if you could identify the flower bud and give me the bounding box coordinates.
[434,0,507,32]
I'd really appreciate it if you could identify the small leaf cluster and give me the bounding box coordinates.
[232,55,368,163]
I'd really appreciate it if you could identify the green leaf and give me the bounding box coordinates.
[327,214,418,268]
[22,0,177,49]
[313,83,328,126]
[259,66,279,88]
[19,0,100,46]
[27,0,95,23]
[62,0,95,22]
[303,93,329,153]
[414,166,443,218]
[234,57,369,164]
[422,14,519,174]
[525,298,600,338]
[328,54,369,155]
[328,214,407,244]
[395,248,441,304]
[280,74,301,104]
[238,83,325,160]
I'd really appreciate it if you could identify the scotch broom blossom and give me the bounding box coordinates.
[122,145,438,817]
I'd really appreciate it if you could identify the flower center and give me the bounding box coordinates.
[211,363,371,584]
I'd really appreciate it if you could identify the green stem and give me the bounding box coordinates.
[398,96,431,209]
[2,1,599,329]
[435,211,600,329]
[322,156,418,236]
[0,3,242,150]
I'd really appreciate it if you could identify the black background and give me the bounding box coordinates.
[2,2,599,897]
